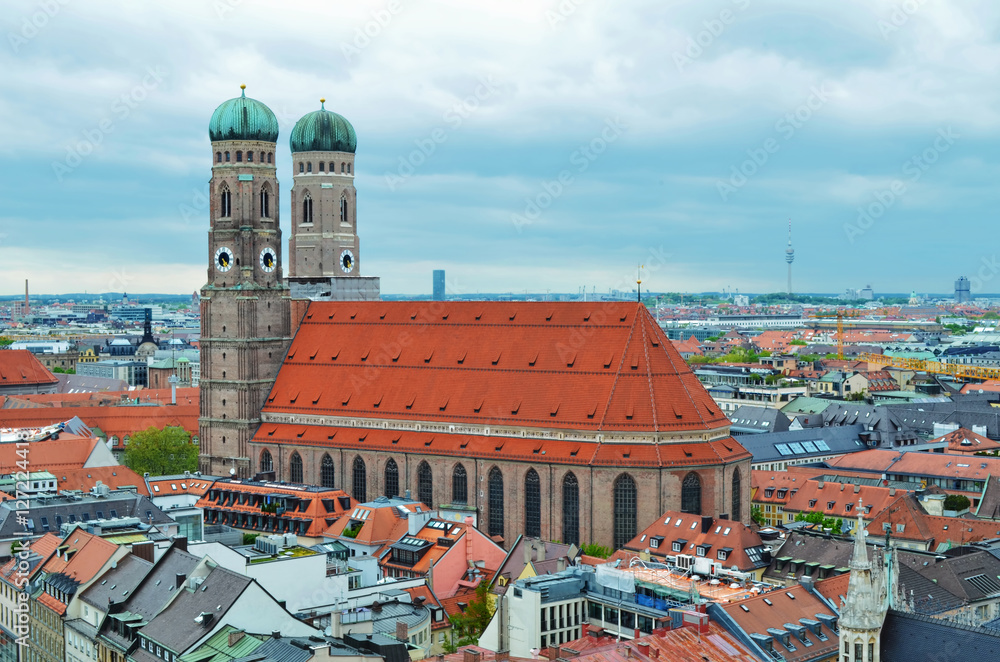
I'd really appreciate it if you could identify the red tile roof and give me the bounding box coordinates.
[559,621,758,661]
[865,493,1000,549]
[36,529,119,613]
[0,403,199,449]
[0,435,106,473]
[56,466,149,495]
[146,476,213,497]
[618,510,766,572]
[830,450,1000,486]
[0,351,58,388]
[262,302,729,434]
[814,573,850,607]
[197,479,355,538]
[782,480,906,521]
[931,428,1000,454]
[6,387,198,408]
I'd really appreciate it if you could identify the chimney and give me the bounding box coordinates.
[557,557,566,573]
[131,541,154,563]
[463,651,481,662]
[636,642,650,657]
[395,621,409,642]
[854,484,861,493]
[890,488,896,497]
[228,630,245,647]
[371,600,382,613]
[271,631,281,639]
[817,481,824,489]
[173,536,188,552]
[701,515,713,534]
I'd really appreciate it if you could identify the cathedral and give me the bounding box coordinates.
[198,87,752,550]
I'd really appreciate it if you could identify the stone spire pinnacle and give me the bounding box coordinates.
[850,502,871,570]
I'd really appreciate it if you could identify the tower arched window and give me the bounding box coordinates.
[318,162,324,172]
[328,162,334,172]
[268,152,272,164]
[681,472,702,515]
[352,456,367,503]
[488,467,504,539]
[219,185,232,218]
[452,464,467,504]
[321,454,335,488]
[417,461,433,507]
[298,162,304,173]
[247,151,253,162]
[613,474,637,549]
[216,152,222,163]
[225,151,230,162]
[289,452,303,483]
[236,151,242,162]
[347,163,351,173]
[384,458,399,498]
[259,151,264,162]
[259,449,273,473]
[562,472,580,546]
[260,185,271,219]
[341,162,345,173]
[302,193,313,224]
[732,467,742,522]
[340,197,348,223]
[307,162,312,173]
[525,469,541,538]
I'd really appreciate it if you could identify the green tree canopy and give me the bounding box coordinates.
[123,426,198,476]
[449,579,495,647]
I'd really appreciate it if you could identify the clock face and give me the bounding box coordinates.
[215,247,234,272]
[259,247,277,273]
[340,249,355,273]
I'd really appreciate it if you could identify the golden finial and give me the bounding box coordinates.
[240,84,246,90]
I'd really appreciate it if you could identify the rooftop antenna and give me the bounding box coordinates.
[636,264,645,303]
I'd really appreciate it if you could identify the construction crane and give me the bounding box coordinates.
[859,352,1000,382]
[811,310,861,359]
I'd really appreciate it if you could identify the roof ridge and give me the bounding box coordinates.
[596,307,638,431]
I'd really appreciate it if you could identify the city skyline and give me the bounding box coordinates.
[2,1,998,295]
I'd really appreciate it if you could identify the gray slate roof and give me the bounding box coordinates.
[881,610,1000,661]
[729,405,791,434]
[736,424,868,465]
[80,553,152,609]
[0,491,174,540]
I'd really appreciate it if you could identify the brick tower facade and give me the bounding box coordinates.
[199,86,292,477]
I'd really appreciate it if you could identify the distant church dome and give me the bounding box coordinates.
[290,100,357,153]
[209,85,279,143]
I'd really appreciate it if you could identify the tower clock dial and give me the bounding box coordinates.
[259,247,277,273]
[340,249,355,273]
[214,247,234,272]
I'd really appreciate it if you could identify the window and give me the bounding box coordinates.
[260,449,273,473]
[225,151,230,162]
[302,193,313,224]
[290,452,303,483]
[236,151,242,162]
[732,468,742,521]
[340,196,349,223]
[319,162,325,172]
[260,185,270,218]
[247,151,253,162]
[328,162,335,172]
[488,466,504,539]
[220,184,232,218]
[341,162,346,173]
[298,162,304,173]
[417,461,433,507]
[525,468,541,538]
[307,162,312,173]
[563,472,580,546]
[452,464,467,504]
[347,163,351,173]
[681,472,702,515]
[353,456,367,503]
[613,474,637,549]
[321,454,335,488]
[384,458,399,497]
[268,152,272,164]
[215,152,222,163]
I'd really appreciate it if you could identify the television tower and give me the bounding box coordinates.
[785,219,795,295]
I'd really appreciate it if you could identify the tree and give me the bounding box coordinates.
[789,339,807,346]
[0,337,13,348]
[581,543,612,559]
[795,511,842,534]
[944,494,971,511]
[450,579,495,646]
[123,426,198,476]
[751,505,765,526]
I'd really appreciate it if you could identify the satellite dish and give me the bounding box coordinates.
[229,467,236,476]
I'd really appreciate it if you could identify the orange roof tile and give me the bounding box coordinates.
[814,573,850,607]
[865,493,1000,549]
[931,428,1000,454]
[782,480,906,521]
[262,302,729,434]
[620,510,766,572]
[0,435,103,473]
[0,351,58,388]
[56,466,149,496]
[146,477,213,497]
[0,403,198,448]
[722,584,838,662]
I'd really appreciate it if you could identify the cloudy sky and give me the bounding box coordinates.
[1,0,997,297]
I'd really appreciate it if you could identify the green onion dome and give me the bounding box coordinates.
[209,85,279,143]
[290,99,357,153]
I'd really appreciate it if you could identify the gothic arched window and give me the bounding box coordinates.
[524,469,541,538]
[260,185,270,219]
[563,472,580,546]
[340,197,348,223]
[682,472,702,515]
[247,151,253,162]
[259,151,264,162]
[225,151,230,162]
[215,152,222,163]
[236,151,242,162]
[417,461,433,507]
[384,458,399,498]
[289,452,303,483]
[267,152,272,164]
[259,449,273,473]
[328,162,334,173]
[452,465,467,504]
[302,194,313,224]
[732,468,742,522]
[613,474,637,549]
[220,185,232,218]
[488,467,504,539]
[340,162,345,173]
[347,163,351,174]
[318,162,324,172]
[298,162,303,173]
[307,162,312,173]
[321,454,335,488]
[352,456,367,503]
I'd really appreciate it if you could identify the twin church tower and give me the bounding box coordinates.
[198,86,379,476]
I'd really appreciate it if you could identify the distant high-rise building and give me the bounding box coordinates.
[860,284,874,300]
[785,219,795,295]
[432,270,445,301]
[955,276,971,303]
